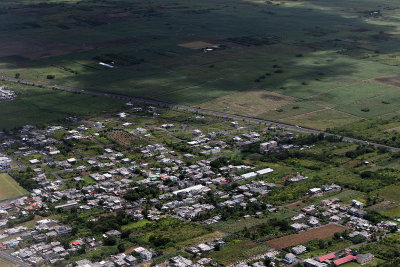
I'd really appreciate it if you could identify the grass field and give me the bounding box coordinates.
[373,183,400,203]
[199,90,295,117]
[283,109,361,130]
[135,217,217,253]
[0,82,124,129]
[379,206,400,218]
[121,219,152,232]
[331,190,367,204]
[0,173,28,200]
[208,239,270,266]
[212,209,296,233]
[1,0,400,129]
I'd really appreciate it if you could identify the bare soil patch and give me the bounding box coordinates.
[266,224,347,249]
[179,41,214,49]
[282,108,361,130]
[124,245,140,254]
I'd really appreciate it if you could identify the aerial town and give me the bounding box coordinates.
[0,86,16,102]
[0,101,399,267]
[3,0,400,265]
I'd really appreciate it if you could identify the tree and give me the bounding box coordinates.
[318,239,327,249]
[77,244,87,255]
[118,243,126,252]
[149,235,172,248]
[351,235,366,244]
[104,236,117,246]
[389,225,398,233]
[122,229,132,239]
[333,232,342,240]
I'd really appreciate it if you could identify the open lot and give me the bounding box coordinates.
[373,183,400,203]
[179,41,214,49]
[208,239,270,266]
[199,90,296,117]
[283,108,361,130]
[212,210,296,233]
[378,206,400,218]
[0,173,28,200]
[266,224,347,249]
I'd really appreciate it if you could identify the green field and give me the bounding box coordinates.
[328,117,400,148]
[330,190,367,204]
[1,0,400,130]
[374,183,400,203]
[0,173,28,200]
[0,82,124,129]
[121,219,152,231]
[208,239,270,266]
[134,217,218,253]
[212,209,296,233]
[379,206,400,218]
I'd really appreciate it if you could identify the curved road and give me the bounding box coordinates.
[2,76,399,152]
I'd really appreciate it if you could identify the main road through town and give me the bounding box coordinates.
[2,75,399,153]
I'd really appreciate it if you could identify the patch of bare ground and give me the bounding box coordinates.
[266,224,347,249]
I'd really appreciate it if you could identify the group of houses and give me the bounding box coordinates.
[0,86,16,101]
[0,103,397,267]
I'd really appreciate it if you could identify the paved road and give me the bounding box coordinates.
[2,76,400,152]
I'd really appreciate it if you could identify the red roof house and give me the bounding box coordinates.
[318,253,336,262]
[334,255,357,266]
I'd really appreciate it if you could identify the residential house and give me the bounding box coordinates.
[292,245,307,255]
[357,253,374,265]
[304,259,328,267]
[283,253,296,264]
